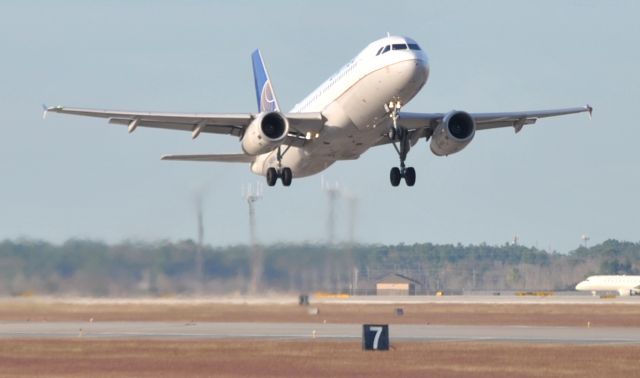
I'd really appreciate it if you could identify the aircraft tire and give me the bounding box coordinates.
[390,167,401,187]
[281,167,293,186]
[266,167,278,187]
[405,167,416,186]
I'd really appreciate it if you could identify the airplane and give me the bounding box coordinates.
[575,275,640,296]
[44,35,592,187]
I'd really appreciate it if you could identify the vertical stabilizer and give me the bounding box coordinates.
[251,49,280,113]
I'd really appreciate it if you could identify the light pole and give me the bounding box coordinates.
[581,234,590,248]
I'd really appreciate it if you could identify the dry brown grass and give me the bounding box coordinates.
[2,301,640,327]
[0,339,637,378]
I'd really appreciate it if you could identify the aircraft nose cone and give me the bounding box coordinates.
[420,60,430,80]
[417,50,429,70]
[415,59,430,87]
[412,53,429,82]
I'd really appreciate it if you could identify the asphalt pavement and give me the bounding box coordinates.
[1,321,639,344]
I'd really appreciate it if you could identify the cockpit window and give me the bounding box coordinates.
[375,46,384,56]
[392,43,407,50]
[381,45,391,54]
[408,43,421,51]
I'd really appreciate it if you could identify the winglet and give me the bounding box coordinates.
[42,104,63,119]
[586,104,593,120]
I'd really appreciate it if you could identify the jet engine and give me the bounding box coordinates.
[241,111,289,155]
[430,110,475,156]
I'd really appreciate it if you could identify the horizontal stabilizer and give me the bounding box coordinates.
[161,154,254,163]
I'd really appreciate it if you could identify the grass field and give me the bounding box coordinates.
[1,299,639,327]
[1,339,638,378]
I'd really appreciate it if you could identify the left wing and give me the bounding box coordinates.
[44,105,324,146]
[396,105,592,139]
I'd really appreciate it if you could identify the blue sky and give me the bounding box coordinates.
[1,1,638,252]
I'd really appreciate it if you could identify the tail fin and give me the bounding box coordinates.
[251,49,280,112]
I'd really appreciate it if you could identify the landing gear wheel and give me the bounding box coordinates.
[281,167,293,187]
[404,167,416,186]
[266,167,278,187]
[390,167,401,187]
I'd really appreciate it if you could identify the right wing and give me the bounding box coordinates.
[397,105,593,136]
[374,105,592,147]
[44,105,325,147]
[398,105,593,134]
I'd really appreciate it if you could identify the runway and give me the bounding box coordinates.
[2,321,640,344]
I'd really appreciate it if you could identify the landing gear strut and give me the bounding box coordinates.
[387,98,416,187]
[266,146,293,187]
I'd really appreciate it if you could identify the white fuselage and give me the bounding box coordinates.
[575,275,640,296]
[251,36,430,178]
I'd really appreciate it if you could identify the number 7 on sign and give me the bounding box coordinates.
[370,326,383,349]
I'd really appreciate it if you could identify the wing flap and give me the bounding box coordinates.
[285,112,325,134]
[108,118,244,137]
[161,154,254,163]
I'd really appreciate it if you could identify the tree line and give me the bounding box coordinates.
[0,238,638,296]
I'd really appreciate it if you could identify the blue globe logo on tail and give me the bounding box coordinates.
[252,49,280,113]
[260,80,277,112]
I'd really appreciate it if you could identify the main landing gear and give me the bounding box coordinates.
[266,145,293,187]
[387,99,416,187]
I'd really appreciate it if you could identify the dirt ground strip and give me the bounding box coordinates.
[2,301,640,327]
[0,339,638,378]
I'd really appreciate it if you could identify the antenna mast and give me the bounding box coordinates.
[243,183,263,293]
[322,177,340,245]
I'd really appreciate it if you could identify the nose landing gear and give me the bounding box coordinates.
[386,99,416,187]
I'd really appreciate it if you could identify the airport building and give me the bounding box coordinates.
[376,273,422,296]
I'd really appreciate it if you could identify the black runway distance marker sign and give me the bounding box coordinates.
[362,324,389,351]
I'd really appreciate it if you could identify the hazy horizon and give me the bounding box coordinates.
[1,235,626,255]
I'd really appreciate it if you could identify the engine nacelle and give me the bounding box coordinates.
[241,111,289,156]
[430,110,476,156]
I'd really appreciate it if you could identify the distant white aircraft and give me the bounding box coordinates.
[576,275,640,296]
[45,35,592,187]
